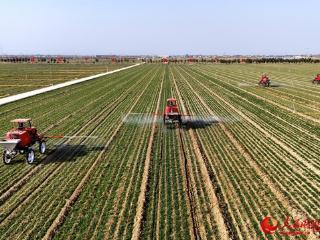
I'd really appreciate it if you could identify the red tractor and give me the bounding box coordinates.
[0,119,46,164]
[259,74,271,87]
[162,58,169,64]
[313,74,320,84]
[163,98,182,125]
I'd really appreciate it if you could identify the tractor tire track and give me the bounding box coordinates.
[153,129,164,240]
[43,66,154,240]
[172,70,231,240]
[131,69,164,240]
[174,67,273,236]
[104,69,163,239]
[176,128,201,240]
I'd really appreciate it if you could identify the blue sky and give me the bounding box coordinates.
[0,0,319,55]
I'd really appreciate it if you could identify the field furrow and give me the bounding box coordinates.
[0,63,318,239]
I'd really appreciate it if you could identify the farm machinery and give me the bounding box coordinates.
[162,57,169,64]
[259,74,271,87]
[163,98,182,126]
[313,74,320,84]
[123,97,229,129]
[0,119,46,164]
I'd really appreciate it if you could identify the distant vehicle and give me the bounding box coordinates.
[259,74,271,87]
[162,58,169,64]
[163,98,182,125]
[313,74,320,84]
[0,119,46,164]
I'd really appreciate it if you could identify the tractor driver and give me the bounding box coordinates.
[261,73,268,80]
[18,122,24,130]
[169,100,175,107]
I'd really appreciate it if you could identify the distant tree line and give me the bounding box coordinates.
[0,57,138,64]
[0,57,68,64]
[243,58,320,64]
[144,57,320,64]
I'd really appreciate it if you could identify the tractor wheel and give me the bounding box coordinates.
[3,151,11,165]
[163,115,167,125]
[39,141,46,154]
[26,149,35,164]
[267,82,270,87]
[178,116,182,127]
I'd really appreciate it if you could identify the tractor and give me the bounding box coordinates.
[163,98,182,126]
[0,119,46,164]
[259,74,271,87]
[313,74,320,84]
[162,57,169,64]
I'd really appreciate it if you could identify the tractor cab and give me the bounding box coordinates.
[165,98,179,113]
[11,118,32,130]
[167,98,177,107]
[6,119,38,147]
[10,119,37,136]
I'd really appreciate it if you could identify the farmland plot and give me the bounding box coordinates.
[0,63,131,96]
[0,63,319,239]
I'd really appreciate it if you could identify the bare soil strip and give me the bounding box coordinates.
[176,128,201,240]
[131,72,164,240]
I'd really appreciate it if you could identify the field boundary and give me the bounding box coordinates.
[0,63,143,106]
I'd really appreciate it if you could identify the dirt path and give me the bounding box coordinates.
[0,63,143,106]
